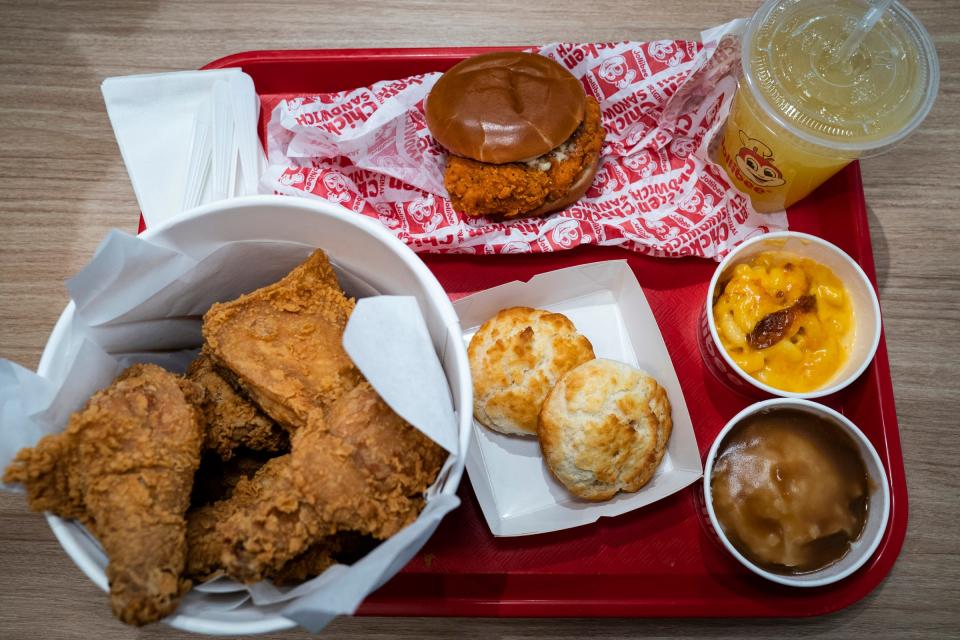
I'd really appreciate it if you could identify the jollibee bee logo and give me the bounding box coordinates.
[624,149,658,178]
[550,219,582,249]
[592,164,622,194]
[670,136,696,159]
[735,131,785,188]
[679,191,714,217]
[279,171,305,187]
[705,96,723,124]
[322,171,352,203]
[648,41,685,67]
[407,194,444,232]
[598,55,637,90]
[500,241,529,254]
[374,202,402,230]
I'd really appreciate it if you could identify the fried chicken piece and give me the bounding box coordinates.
[267,535,341,586]
[185,504,231,582]
[444,96,605,219]
[187,455,371,584]
[187,353,289,460]
[216,382,446,583]
[187,456,355,584]
[3,364,203,626]
[265,531,378,585]
[202,250,362,431]
[186,456,287,581]
[190,450,272,508]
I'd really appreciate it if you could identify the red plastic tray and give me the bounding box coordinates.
[197,48,907,618]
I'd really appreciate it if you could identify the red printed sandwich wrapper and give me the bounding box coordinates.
[262,20,787,260]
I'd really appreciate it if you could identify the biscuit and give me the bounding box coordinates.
[539,359,672,501]
[468,307,595,436]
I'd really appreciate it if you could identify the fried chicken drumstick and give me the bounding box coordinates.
[3,364,203,625]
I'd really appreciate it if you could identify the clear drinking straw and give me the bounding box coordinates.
[835,0,895,62]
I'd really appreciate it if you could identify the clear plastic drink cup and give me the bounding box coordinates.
[717,0,939,213]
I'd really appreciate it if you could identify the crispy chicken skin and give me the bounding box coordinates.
[265,531,376,586]
[185,503,230,582]
[187,456,363,584]
[267,535,341,586]
[202,250,361,431]
[444,96,605,219]
[186,456,287,581]
[216,382,446,583]
[190,450,272,508]
[187,353,288,459]
[3,364,203,626]
[186,456,341,584]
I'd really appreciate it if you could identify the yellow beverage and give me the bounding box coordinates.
[718,0,939,213]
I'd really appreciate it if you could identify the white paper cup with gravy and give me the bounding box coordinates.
[703,398,890,587]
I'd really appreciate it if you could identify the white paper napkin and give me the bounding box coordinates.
[101,69,265,228]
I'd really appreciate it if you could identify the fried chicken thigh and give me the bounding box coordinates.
[202,250,361,431]
[3,364,203,626]
[216,382,446,583]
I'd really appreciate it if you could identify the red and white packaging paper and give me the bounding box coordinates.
[262,20,787,260]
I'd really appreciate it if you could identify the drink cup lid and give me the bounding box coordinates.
[741,0,939,155]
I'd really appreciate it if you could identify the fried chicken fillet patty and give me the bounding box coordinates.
[444,96,604,219]
[3,364,203,625]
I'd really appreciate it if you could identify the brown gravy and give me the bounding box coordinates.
[710,408,870,575]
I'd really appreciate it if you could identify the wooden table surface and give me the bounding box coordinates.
[1,0,958,637]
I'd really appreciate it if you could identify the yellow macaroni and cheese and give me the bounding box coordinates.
[712,252,853,392]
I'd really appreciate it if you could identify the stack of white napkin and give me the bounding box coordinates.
[102,69,265,228]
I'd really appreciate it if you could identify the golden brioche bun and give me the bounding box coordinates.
[425,51,586,164]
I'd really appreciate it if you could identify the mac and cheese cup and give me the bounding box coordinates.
[699,231,881,399]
